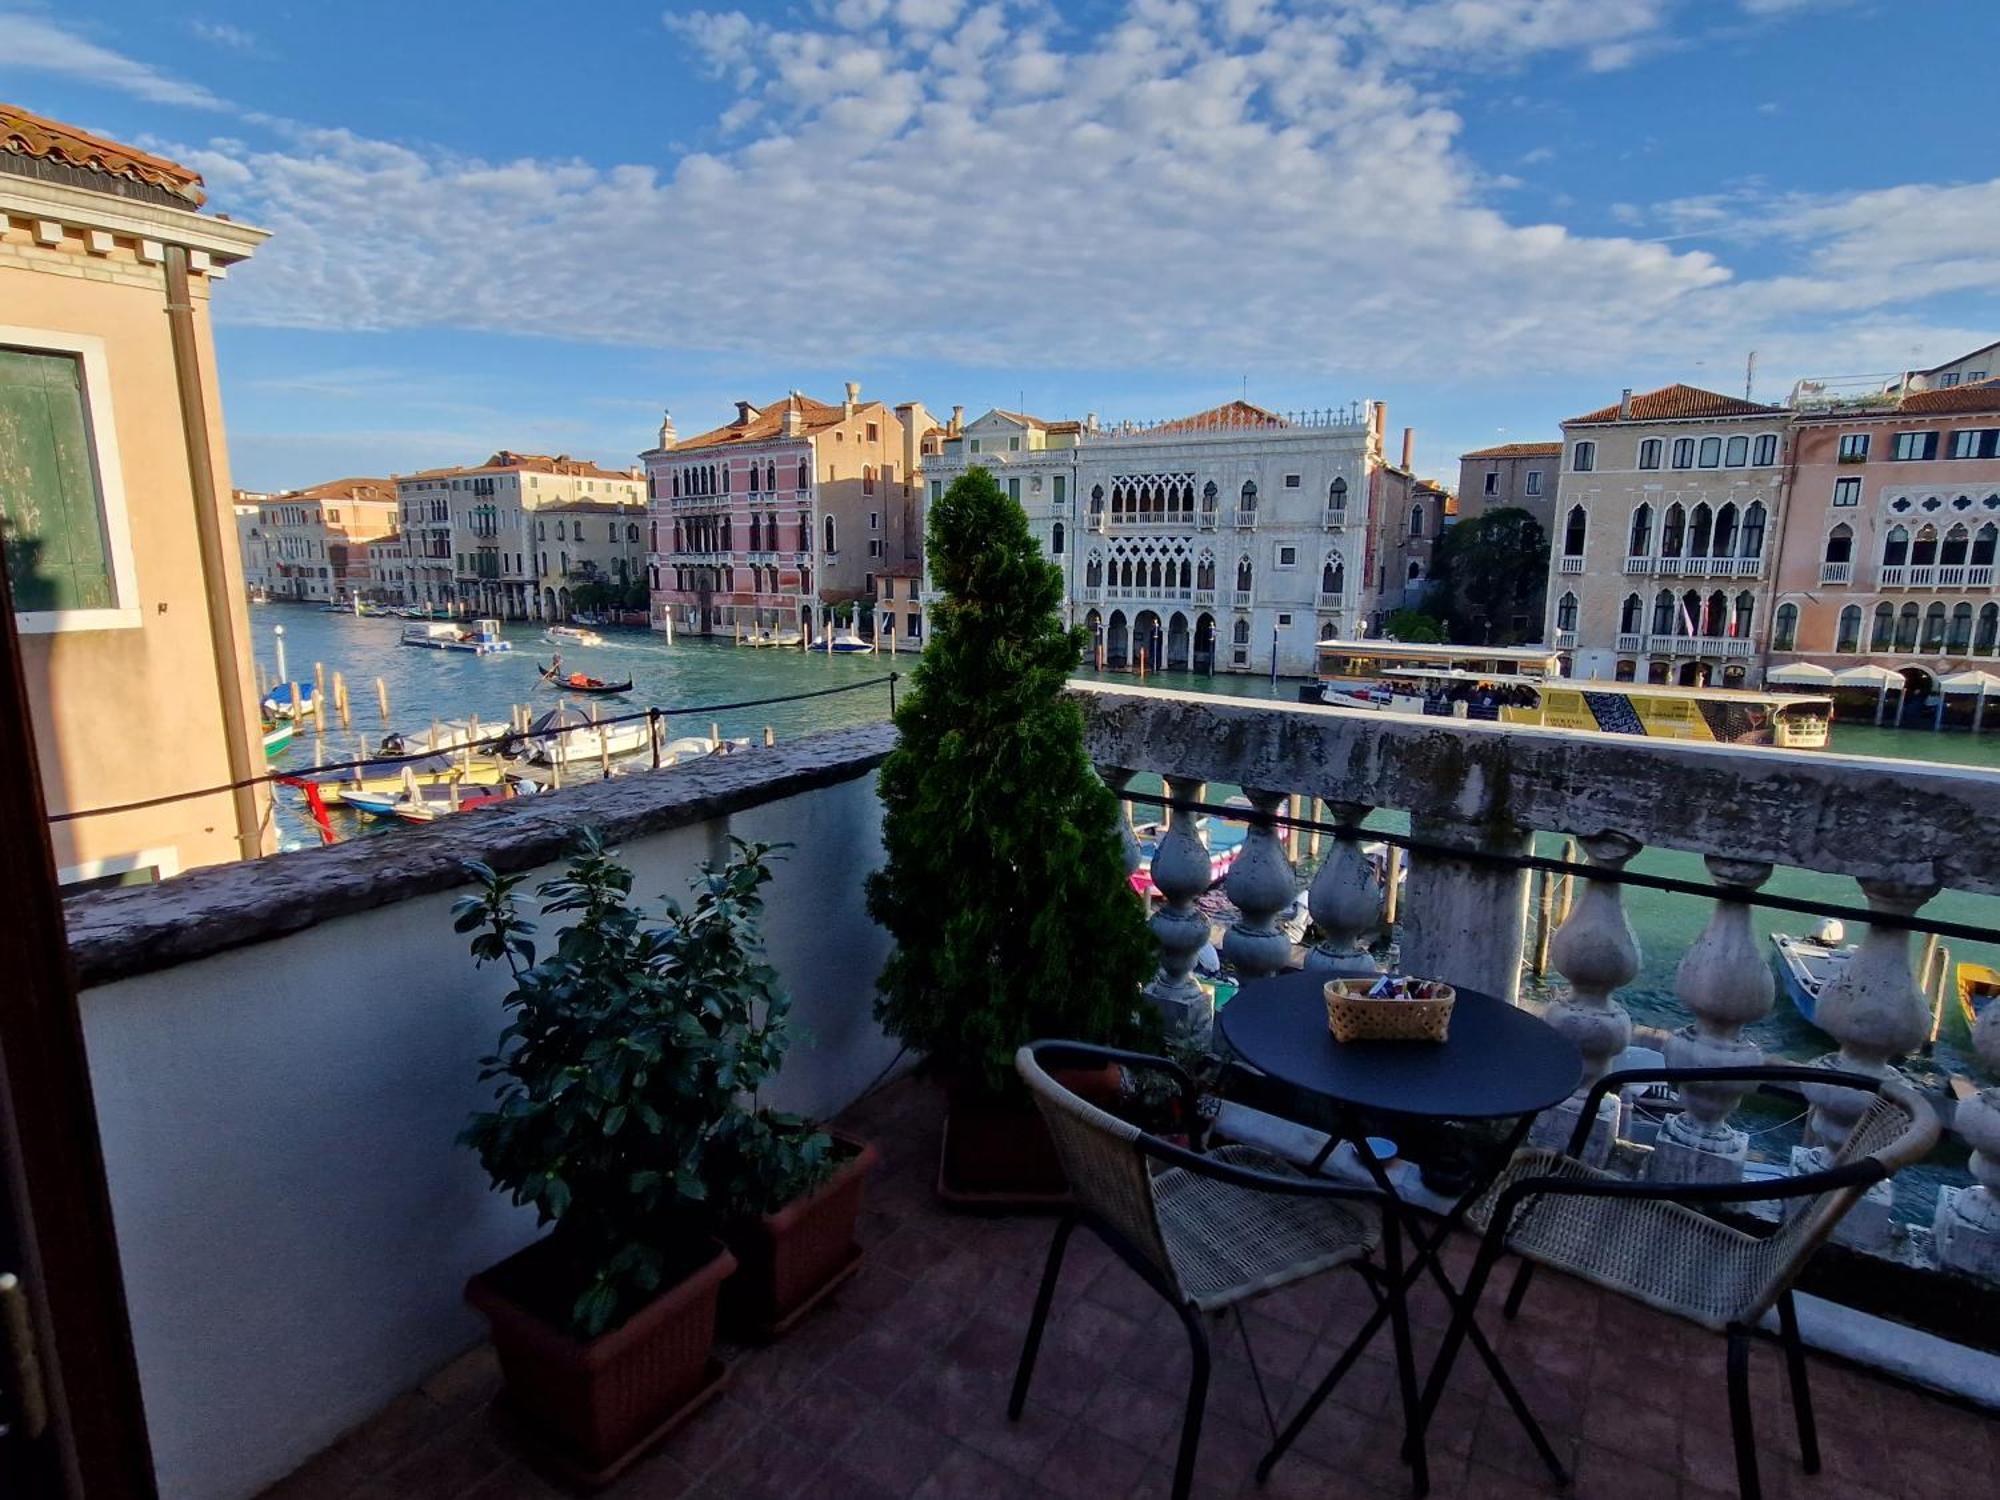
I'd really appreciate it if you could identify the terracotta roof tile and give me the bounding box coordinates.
[672,393,857,453]
[1461,442,1561,459]
[275,477,398,504]
[1153,399,1288,433]
[0,101,205,205]
[1567,384,1783,425]
[1897,379,2000,415]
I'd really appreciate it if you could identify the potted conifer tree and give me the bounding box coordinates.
[868,466,1158,1201]
[457,833,867,1482]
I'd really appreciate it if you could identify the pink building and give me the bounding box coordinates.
[1774,379,2000,719]
[642,386,929,641]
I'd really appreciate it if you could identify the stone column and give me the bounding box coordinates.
[1221,787,1296,980]
[1650,859,1774,1182]
[1798,879,1937,1250]
[1534,832,1642,1164]
[1303,801,1384,979]
[1397,815,1533,1005]
[1935,1000,2000,1281]
[1144,775,1215,1043]
[1097,766,1143,879]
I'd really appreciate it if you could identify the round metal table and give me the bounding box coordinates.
[1216,970,1582,1122]
[1220,970,1583,1496]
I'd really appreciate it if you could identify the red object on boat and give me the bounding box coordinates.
[277,774,338,845]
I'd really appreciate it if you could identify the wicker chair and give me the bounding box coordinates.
[1012,1041,1418,1500]
[1427,1065,1940,1500]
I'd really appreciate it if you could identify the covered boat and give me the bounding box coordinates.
[514,704,653,766]
[401,618,512,654]
[260,681,317,720]
[1770,920,1853,1030]
[543,625,605,647]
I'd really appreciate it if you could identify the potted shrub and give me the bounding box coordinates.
[867,466,1158,1202]
[456,833,788,1483]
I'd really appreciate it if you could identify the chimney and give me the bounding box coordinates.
[844,380,860,417]
[656,409,677,451]
[1618,388,1633,420]
[735,400,760,426]
[1085,411,1098,433]
[1401,427,1414,470]
[950,404,964,435]
[781,400,804,438]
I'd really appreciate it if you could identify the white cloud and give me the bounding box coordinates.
[0,12,228,109]
[175,0,1995,394]
[189,19,257,52]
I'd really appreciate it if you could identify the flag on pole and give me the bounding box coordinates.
[1678,596,1698,637]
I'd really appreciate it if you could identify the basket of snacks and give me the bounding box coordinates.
[1323,976,1455,1043]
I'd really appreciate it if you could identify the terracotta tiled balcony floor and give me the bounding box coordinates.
[261,1076,1999,1500]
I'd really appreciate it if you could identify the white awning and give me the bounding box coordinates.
[1938,670,2000,694]
[1766,662,1837,686]
[1831,664,1905,689]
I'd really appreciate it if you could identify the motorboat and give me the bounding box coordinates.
[401,618,512,654]
[1960,962,2000,1033]
[543,625,605,647]
[824,629,872,653]
[343,771,526,824]
[298,751,508,807]
[661,733,751,764]
[744,629,804,648]
[514,704,653,766]
[261,681,317,719]
[261,721,294,758]
[1770,920,1853,1030]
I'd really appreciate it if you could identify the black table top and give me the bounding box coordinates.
[1217,971,1582,1121]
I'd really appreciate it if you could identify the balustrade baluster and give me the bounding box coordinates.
[1651,859,1774,1181]
[1097,766,1142,878]
[1535,833,1642,1163]
[1145,775,1216,1042]
[1797,878,1937,1249]
[1397,816,1533,1004]
[1935,1002,2000,1281]
[1303,801,1383,979]
[1221,787,1296,980]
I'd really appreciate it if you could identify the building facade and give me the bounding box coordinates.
[233,490,273,597]
[1458,441,1560,529]
[1771,376,2000,708]
[1,103,268,884]
[257,478,398,603]
[922,399,1403,676]
[530,500,646,618]
[644,386,932,641]
[393,451,644,618]
[1545,385,1789,684]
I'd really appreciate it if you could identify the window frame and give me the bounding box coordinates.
[1831,477,1861,507]
[1571,440,1596,473]
[1637,439,1662,471]
[1,327,141,633]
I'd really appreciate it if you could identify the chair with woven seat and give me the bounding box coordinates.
[1011,1040,1422,1500]
[1422,1064,1939,1500]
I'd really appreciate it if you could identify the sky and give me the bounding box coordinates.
[4,1,1998,492]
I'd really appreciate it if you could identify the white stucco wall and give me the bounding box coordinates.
[77,772,896,1500]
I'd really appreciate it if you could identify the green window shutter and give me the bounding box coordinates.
[0,348,115,612]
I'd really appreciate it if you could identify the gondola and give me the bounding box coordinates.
[537,662,633,695]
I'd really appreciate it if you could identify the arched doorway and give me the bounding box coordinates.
[1167,611,1191,670]
[1107,610,1130,668]
[1133,609,1164,671]
[1193,613,1216,673]
[1677,660,1705,686]
[543,586,557,618]
[1898,665,1935,726]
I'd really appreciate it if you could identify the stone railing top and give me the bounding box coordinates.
[1071,682,2000,896]
[66,723,896,990]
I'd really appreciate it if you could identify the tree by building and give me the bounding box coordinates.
[1423,506,1550,644]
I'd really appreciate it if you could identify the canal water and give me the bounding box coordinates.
[256,607,1995,1112]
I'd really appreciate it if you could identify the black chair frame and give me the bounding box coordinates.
[1008,1041,1422,1500]
[1422,1065,1896,1500]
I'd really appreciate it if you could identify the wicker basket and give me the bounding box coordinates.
[1323,978,1455,1044]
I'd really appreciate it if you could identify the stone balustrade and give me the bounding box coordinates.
[1074,682,2000,1266]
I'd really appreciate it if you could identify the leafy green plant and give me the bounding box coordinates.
[867,466,1158,1097]
[703,1110,843,1219]
[455,831,829,1337]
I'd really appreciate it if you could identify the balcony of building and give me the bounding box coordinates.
[1822,562,1854,586]
[1557,556,1585,575]
[51,691,2000,1500]
[1231,509,1259,531]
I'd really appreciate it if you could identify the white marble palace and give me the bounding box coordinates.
[919,398,1422,676]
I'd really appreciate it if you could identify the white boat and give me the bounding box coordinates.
[260,681,318,719]
[401,618,512,654]
[1770,920,1853,1031]
[745,629,804,648]
[824,628,871,653]
[662,734,751,764]
[516,704,653,766]
[544,625,605,647]
[378,720,488,756]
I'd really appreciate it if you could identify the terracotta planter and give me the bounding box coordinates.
[467,1237,734,1485]
[937,1064,1123,1207]
[721,1132,880,1340]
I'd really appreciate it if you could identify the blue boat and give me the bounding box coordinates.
[260,680,317,719]
[400,617,512,655]
[1769,922,1853,1031]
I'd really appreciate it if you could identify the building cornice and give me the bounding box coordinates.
[0,174,267,261]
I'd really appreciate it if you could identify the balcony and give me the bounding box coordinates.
[1231,508,1259,530]
[1323,506,1347,529]
[1821,561,1854,585]
[1553,629,1578,648]
[1623,556,1654,575]
[1097,513,1197,535]
[53,696,2000,1500]
[1198,509,1219,530]
[1316,591,1342,610]
[1232,588,1254,607]
[1615,631,1643,652]
[1881,565,1908,588]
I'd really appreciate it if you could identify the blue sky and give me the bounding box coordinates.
[5,1,1998,491]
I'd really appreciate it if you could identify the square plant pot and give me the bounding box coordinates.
[937,1064,1122,1208]
[467,1237,735,1485]
[721,1131,880,1340]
